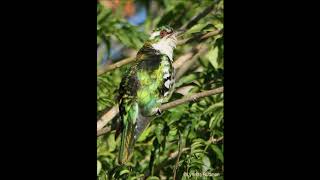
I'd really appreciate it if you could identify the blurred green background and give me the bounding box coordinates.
[97,0,224,179]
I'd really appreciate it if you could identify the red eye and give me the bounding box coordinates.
[160,30,167,37]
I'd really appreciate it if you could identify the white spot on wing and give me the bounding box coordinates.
[163,72,170,79]
[165,80,171,88]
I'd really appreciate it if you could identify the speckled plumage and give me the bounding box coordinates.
[118,26,177,164]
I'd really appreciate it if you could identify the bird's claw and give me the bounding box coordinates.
[155,109,162,116]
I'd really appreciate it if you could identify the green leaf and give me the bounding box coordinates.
[107,132,116,152]
[175,73,198,87]
[192,149,206,155]
[185,23,211,34]
[97,160,102,176]
[207,46,219,69]
[203,101,223,115]
[168,126,178,137]
[191,141,205,152]
[155,123,164,143]
[119,169,130,176]
[97,8,111,23]
[115,30,133,47]
[215,23,224,29]
[137,124,154,142]
[130,36,143,49]
[198,120,207,127]
[202,155,211,172]
[211,144,224,163]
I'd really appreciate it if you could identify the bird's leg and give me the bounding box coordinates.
[155,108,162,116]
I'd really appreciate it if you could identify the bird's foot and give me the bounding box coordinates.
[155,108,162,116]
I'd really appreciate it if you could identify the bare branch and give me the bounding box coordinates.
[173,52,195,69]
[97,105,118,131]
[159,87,224,112]
[97,126,111,136]
[97,57,135,75]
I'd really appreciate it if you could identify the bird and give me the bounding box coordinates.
[117,26,180,164]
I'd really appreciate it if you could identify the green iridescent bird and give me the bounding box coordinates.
[117,26,179,164]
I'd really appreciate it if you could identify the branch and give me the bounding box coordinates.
[97,87,224,136]
[159,87,224,112]
[97,57,135,75]
[97,105,118,131]
[210,136,224,143]
[97,126,111,136]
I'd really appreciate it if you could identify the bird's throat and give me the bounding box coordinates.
[151,37,177,61]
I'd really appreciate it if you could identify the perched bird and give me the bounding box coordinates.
[118,26,179,164]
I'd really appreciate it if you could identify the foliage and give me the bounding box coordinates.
[97,0,224,179]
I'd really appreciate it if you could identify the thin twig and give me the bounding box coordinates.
[169,148,190,160]
[211,136,224,143]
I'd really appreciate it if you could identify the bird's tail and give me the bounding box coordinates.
[118,102,151,164]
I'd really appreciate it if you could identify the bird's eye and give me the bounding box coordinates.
[160,30,167,38]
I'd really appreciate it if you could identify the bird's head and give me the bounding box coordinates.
[149,26,175,40]
[147,26,182,60]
